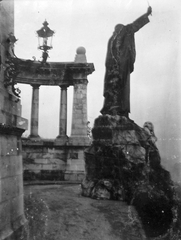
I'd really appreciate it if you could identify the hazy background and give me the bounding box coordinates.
[14,0,181,178]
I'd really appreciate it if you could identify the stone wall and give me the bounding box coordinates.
[22,139,89,182]
[0,0,28,239]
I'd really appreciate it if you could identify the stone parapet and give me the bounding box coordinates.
[15,61,94,86]
[21,138,90,182]
[54,136,69,145]
[64,171,85,181]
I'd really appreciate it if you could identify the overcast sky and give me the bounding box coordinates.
[14,0,181,166]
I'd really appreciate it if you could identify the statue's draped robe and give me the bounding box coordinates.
[101,13,150,116]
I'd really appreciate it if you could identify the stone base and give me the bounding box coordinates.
[28,135,41,140]
[24,170,65,181]
[81,178,125,200]
[64,170,85,182]
[82,115,149,201]
[22,138,90,182]
[55,135,69,145]
[81,114,177,238]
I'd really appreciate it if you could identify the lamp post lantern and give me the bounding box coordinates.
[36,20,55,63]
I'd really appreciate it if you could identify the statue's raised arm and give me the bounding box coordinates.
[131,6,152,33]
[101,7,152,117]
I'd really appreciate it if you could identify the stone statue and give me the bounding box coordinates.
[143,121,157,145]
[101,7,152,117]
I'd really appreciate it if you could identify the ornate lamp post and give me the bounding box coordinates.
[36,20,54,63]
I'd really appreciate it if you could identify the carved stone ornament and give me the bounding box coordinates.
[4,56,21,98]
[0,123,25,136]
[3,35,21,98]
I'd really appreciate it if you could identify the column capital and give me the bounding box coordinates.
[73,79,88,85]
[59,85,68,90]
[31,84,40,89]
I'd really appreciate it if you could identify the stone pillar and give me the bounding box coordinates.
[29,84,40,138]
[64,46,95,181]
[65,78,89,181]
[57,86,68,138]
[70,78,89,145]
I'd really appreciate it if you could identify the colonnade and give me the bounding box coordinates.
[15,47,94,142]
[29,79,88,141]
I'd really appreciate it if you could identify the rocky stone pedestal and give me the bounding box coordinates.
[81,115,177,238]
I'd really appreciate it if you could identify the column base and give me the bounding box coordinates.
[69,136,91,146]
[28,134,41,140]
[55,135,69,145]
[64,170,85,182]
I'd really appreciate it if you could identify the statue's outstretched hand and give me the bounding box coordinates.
[147,6,152,16]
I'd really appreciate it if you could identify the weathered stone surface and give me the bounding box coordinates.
[91,184,111,200]
[64,171,85,181]
[81,114,177,238]
[22,141,87,181]
[71,79,88,138]
[0,29,28,238]
[81,178,96,197]
[24,169,65,181]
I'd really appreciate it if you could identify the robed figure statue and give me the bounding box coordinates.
[101,7,152,117]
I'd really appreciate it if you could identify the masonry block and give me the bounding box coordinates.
[0,156,22,179]
[0,1,28,239]
[0,136,8,156]
[10,194,24,221]
[64,171,85,181]
[24,163,42,171]
[0,95,4,109]
[14,156,23,176]
[15,175,23,196]
[66,159,85,172]
[0,201,11,231]
[1,177,19,202]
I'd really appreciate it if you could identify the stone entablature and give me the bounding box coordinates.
[14,56,94,140]
[15,60,94,86]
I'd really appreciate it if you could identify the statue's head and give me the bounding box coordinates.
[143,121,157,143]
[114,24,124,33]
[143,121,154,134]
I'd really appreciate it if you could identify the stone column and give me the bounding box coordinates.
[57,86,68,138]
[29,84,40,138]
[70,78,89,145]
[64,47,95,181]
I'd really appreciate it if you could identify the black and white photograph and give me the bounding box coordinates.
[0,0,181,239]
